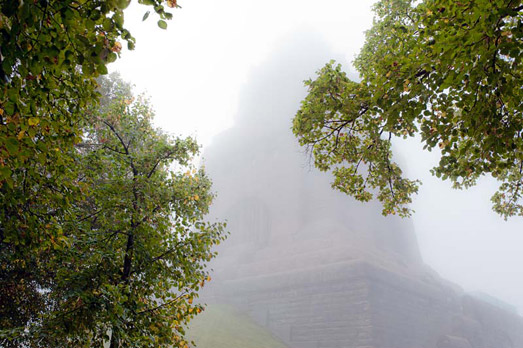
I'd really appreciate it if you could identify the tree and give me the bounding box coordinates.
[293,0,522,218]
[0,0,179,250]
[0,1,184,344]
[1,75,226,347]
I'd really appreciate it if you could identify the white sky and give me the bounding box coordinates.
[112,0,523,313]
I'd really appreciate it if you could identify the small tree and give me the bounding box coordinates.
[293,0,522,218]
[1,76,226,347]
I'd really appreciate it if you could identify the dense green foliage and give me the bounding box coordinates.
[1,75,226,347]
[0,2,226,345]
[0,0,178,251]
[293,0,523,218]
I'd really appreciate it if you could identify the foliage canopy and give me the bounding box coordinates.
[1,75,226,347]
[293,0,523,218]
[1,1,226,345]
[0,0,178,252]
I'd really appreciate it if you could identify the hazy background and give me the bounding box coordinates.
[112,0,523,314]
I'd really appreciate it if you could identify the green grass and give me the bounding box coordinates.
[187,304,289,348]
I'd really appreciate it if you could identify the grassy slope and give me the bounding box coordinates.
[187,304,289,348]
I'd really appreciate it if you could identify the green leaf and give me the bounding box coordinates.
[97,64,108,75]
[157,20,167,29]
[4,101,15,115]
[142,11,150,21]
[116,0,130,9]
[5,137,19,154]
[107,52,118,63]
[0,166,13,180]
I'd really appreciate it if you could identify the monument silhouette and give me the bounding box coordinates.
[201,32,523,348]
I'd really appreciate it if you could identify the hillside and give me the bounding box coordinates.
[187,304,289,348]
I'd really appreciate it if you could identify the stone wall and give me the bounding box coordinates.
[205,260,523,348]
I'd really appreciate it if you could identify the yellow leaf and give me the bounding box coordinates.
[28,117,39,126]
[17,130,25,140]
[166,0,177,8]
[206,275,211,282]
[194,195,199,201]
[188,297,193,304]
[111,42,122,53]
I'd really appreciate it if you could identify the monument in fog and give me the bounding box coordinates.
[200,32,523,348]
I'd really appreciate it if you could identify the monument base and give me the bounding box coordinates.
[204,260,523,348]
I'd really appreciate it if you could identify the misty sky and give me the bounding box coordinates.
[112,0,523,313]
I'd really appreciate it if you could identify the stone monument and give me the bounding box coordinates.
[200,32,523,348]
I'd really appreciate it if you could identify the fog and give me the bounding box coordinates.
[202,31,423,270]
[112,0,523,346]
[396,136,523,314]
[189,32,522,347]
